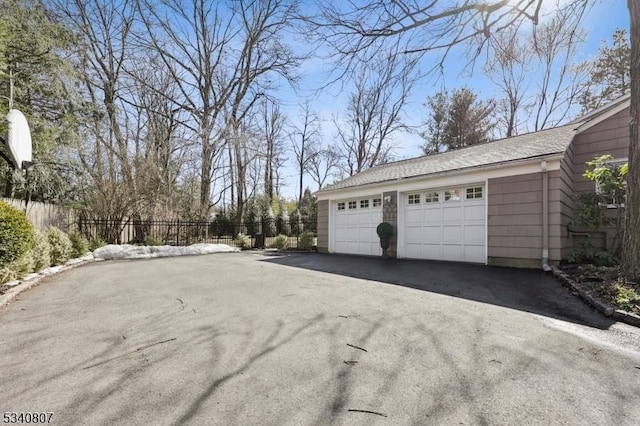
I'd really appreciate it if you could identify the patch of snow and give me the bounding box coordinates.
[92,243,239,260]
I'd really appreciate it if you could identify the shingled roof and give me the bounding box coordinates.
[319,124,578,193]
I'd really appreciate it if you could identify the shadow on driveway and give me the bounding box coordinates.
[259,252,616,330]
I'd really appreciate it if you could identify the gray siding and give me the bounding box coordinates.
[488,173,543,266]
[572,109,629,193]
[568,107,630,250]
[317,199,329,253]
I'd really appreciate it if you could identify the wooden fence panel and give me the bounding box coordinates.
[1,198,76,232]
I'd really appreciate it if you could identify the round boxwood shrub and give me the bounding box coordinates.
[234,233,251,250]
[46,226,73,266]
[0,201,36,266]
[271,234,289,250]
[32,231,51,272]
[298,231,315,251]
[376,222,394,239]
[69,230,90,258]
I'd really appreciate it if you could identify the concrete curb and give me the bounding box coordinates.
[551,266,640,328]
[0,254,98,309]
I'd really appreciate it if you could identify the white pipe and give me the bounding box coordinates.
[541,161,551,271]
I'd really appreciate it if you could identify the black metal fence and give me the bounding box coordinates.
[78,216,318,248]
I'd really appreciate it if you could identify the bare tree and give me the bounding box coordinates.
[137,0,300,218]
[334,53,417,175]
[484,28,530,137]
[530,3,588,131]
[308,147,340,190]
[259,99,287,203]
[483,4,588,136]
[306,0,560,78]
[290,101,320,205]
[50,0,139,226]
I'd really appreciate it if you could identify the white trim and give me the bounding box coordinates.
[317,157,562,201]
[484,177,489,265]
[328,201,335,253]
[573,97,630,133]
[397,191,405,258]
[328,200,333,253]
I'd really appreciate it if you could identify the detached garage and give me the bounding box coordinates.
[316,95,631,268]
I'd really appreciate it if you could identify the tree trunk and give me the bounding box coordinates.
[200,143,212,218]
[623,0,640,279]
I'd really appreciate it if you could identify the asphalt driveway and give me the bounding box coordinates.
[1,252,639,425]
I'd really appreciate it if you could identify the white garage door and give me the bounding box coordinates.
[402,186,486,263]
[333,197,383,256]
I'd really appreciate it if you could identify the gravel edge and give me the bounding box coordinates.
[551,265,640,328]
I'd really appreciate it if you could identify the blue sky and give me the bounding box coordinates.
[274,0,630,198]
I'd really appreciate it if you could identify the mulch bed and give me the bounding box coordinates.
[560,264,640,316]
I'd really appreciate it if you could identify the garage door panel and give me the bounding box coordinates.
[442,225,462,242]
[464,245,485,263]
[442,206,462,221]
[464,205,485,221]
[464,225,485,243]
[422,244,441,259]
[423,226,441,241]
[405,209,423,224]
[423,208,442,222]
[442,244,463,261]
[405,243,423,258]
[332,199,382,256]
[335,215,349,226]
[402,187,486,263]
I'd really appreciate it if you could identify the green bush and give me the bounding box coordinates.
[145,236,164,246]
[0,253,34,285]
[69,230,90,258]
[0,266,17,284]
[0,201,36,267]
[32,231,51,272]
[234,233,251,250]
[89,237,107,251]
[568,238,618,267]
[46,226,73,266]
[271,234,289,250]
[298,231,315,251]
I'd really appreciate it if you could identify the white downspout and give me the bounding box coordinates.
[541,160,551,271]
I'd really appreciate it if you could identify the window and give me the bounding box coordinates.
[360,199,369,209]
[466,187,483,199]
[595,158,628,208]
[348,201,357,209]
[337,202,345,210]
[373,198,382,207]
[424,191,439,203]
[444,188,461,201]
[408,194,420,204]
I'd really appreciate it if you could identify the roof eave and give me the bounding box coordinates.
[315,152,566,196]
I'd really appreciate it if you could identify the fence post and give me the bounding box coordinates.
[176,219,180,246]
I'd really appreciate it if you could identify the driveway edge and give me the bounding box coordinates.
[0,255,98,309]
[551,266,640,328]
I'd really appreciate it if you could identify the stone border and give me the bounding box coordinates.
[0,254,98,309]
[551,265,640,328]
